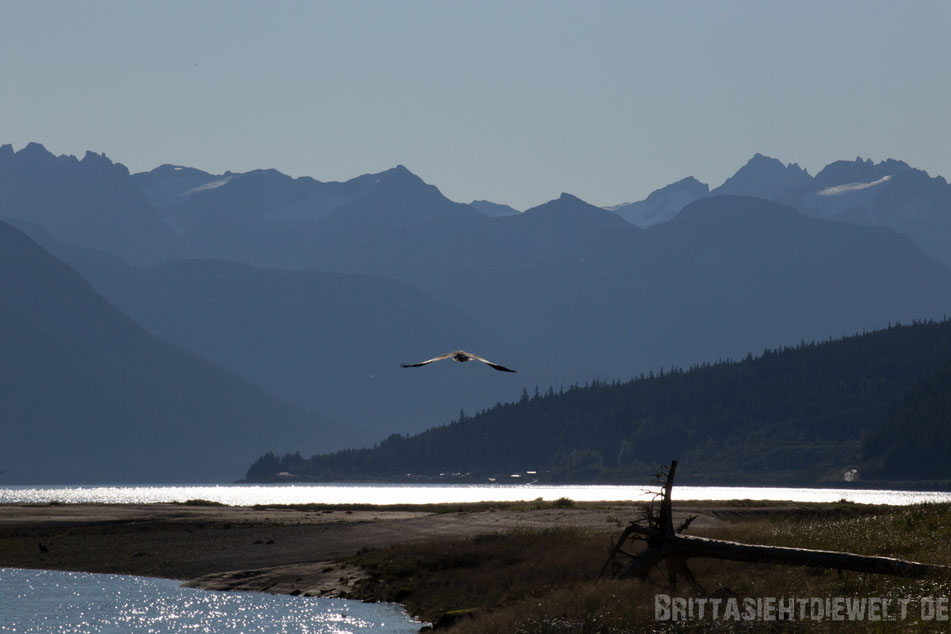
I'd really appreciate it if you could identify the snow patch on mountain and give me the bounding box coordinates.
[818,175,892,196]
[182,175,235,196]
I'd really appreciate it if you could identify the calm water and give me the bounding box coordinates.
[2,483,951,506]
[0,568,425,633]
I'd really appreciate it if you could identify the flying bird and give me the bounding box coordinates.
[400,350,517,373]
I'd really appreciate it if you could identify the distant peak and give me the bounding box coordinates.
[744,153,806,173]
[624,176,711,208]
[814,157,914,188]
[881,158,912,171]
[384,164,417,178]
[19,142,51,156]
[657,176,710,196]
[675,175,708,188]
[601,177,710,213]
[81,150,113,165]
[713,153,812,198]
[12,142,67,167]
[79,150,130,176]
[376,164,424,186]
[845,156,912,170]
[526,192,603,215]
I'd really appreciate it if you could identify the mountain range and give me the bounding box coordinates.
[607,153,951,268]
[2,141,951,482]
[0,143,180,266]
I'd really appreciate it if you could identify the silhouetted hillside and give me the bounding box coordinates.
[0,220,356,483]
[248,321,951,484]
[31,188,951,442]
[862,363,951,480]
[53,253,519,435]
[323,194,951,392]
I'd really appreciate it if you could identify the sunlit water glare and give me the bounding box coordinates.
[2,483,950,506]
[0,568,424,633]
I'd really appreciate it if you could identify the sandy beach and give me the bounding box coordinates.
[0,501,683,597]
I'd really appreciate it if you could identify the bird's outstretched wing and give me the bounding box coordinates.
[468,353,517,373]
[400,352,455,368]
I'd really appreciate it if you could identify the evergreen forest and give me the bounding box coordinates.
[247,320,951,485]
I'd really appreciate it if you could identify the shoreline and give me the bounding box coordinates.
[0,501,662,597]
[0,501,921,584]
[7,500,950,631]
[3,500,922,601]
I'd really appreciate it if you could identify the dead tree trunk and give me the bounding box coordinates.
[602,461,949,586]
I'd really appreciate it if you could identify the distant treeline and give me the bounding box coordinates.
[247,320,951,485]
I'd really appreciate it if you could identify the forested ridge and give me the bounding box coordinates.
[248,320,951,485]
[862,361,951,480]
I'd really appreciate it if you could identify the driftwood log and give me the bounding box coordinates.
[601,461,949,587]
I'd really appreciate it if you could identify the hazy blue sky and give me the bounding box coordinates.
[3,1,949,210]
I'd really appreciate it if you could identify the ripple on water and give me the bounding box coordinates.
[0,568,425,633]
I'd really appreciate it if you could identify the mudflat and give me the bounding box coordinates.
[0,502,690,597]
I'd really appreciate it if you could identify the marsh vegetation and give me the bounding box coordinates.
[347,502,951,632]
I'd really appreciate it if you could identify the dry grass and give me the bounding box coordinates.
[346,503,951,632]
[351,528,609,618]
